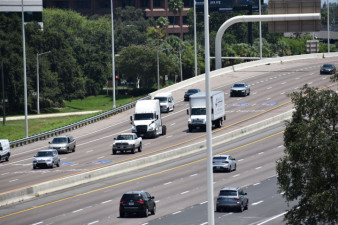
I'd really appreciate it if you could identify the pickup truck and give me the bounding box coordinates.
[112,133,142,154]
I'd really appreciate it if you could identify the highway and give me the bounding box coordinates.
[0,123,287,225]
[0,57,337,224]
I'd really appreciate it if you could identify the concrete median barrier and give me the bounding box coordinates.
[0,110,293,207]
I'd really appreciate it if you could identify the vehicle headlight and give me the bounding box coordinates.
[148,126,154,131]
[131,126,136,132]
[46,158,52,162]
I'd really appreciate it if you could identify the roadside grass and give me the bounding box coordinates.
[0,95,142,141]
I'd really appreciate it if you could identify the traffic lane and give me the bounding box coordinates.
[0,124,285,225]
[147,176,290,225]
[1,59,336,193]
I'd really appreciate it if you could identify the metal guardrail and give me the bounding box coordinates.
[9,95,151,148]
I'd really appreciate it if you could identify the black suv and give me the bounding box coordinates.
[119,191,156,218]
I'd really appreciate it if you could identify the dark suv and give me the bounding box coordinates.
[216,187,248,212]
[119,191,156,218]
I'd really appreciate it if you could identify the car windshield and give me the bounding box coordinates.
[191,108,206,115]
[154,97,167,103]
[134,113,154,120]
[213,156,227,160]
[233,83,245,87]
[36,151,53,157]
[121,194,141,201]
[323,64,334,68]
[219,190,237,196]
[117,135,133,140]
[51,138,67,144]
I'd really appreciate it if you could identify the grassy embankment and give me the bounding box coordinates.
[0,95,140,141]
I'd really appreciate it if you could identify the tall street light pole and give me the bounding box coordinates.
[327,0,330,53]
[1,60,5,125]
[22,0,28,138]
[111,0,116,108]
[179,42,183,81]
[204,0,214,224]
[157,48,170,90]
[194,0,197,76]
[36,51,51,114]
[259,0,262,59]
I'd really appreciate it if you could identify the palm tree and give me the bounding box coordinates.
[168,0,184,31]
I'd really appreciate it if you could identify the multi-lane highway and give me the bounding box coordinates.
[0,57,337,224]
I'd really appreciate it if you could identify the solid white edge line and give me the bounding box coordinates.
[256,211,287,225]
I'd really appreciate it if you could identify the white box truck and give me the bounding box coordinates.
[187,91,226,132]
[0,139,11,162]
[130,99,167,138]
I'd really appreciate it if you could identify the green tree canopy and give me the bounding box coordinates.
[276,84,338,225]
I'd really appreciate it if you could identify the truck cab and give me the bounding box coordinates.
[131,99,167,138]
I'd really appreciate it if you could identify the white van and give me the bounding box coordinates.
[0,139,11,162]
[153,92,175,113]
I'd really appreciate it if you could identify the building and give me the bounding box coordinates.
[0,0,43,22]
[43,0,194,39]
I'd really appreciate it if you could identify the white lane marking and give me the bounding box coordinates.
[72,208,84,213]
[145,143,151,146]
[258,152,264,155]
[9,179,18,183]
[253,183,260,186]
[281,82,286,84]
[101,200,112,204]
[190,173,198,177]
[252,200,264,206]
[166,135,173,138]
[181,191,189,195]
[31,222,43,225]
[200,201,208,205]
[232,174,240,177]
[280,92,285,95]
[170,123,176,126]
[97,156,105,159]
[256,166,262,170]
[294,87,299,89]
[200,222,208,225]
[238,159,244,162]
[155,200,160,203]
[164,182,172,185]
[267,87,272,89]
[280,191,285,195]
[278,145,283,148]
[1,173,9,175]
[256,211,287,225]
[141,223,149,225]
[173,211,182,215]
[86,150,93,153]
[87,221,99,225]
[266,98,271,100]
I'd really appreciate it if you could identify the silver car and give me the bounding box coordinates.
[213,155,236,172]
[216,187,249,212]
[49,135,76,154]
[33,149,60,169]
[230,82,250,97]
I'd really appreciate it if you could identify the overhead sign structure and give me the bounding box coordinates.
[196,0,261,12]
[268,0,321,32]
[0,0,43,22]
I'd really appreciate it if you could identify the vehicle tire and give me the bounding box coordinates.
[113,150,116,155]
[216,119,222,128]
[120,211,125,218]
[50,162,54,168]
[188,126,192,132]
[33,165,36,169]
[131,147,135,154]
[238,204,244,212]
[5,153,10,161]
[72,146,76,152]
[244,201,248,210]
[138,143,142,152]
[248,90,250,96]
[56,161,60,167]
[66,147,69,154]
[167,107,169,113]
[233,164,236,171]
[216,206,221,212]
[151,205,156,215]
[144,207,149,217]
[162,125,167,136]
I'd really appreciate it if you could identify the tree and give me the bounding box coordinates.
[168,0,184,30]
[276,84,338,225]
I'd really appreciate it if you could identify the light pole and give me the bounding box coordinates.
[156,48,170,90]
[111,0,116,108]
[21,0,28,137]
[194,0,197,76]
[259,0,262,59]
[179,42,183,81]
[1,60,5,125]
[36,51,51,114]
[327,0,330,53]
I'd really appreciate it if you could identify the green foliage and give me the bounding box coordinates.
[276,85,338,225]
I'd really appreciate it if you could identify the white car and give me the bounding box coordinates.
[213,155,236,172]
[33,149,60,169]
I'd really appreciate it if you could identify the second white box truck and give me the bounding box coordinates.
[187,91,226,132]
